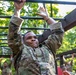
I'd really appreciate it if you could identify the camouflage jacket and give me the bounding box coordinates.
[2,67,12,75]
[8,16,64,75]
[0,61,12,75]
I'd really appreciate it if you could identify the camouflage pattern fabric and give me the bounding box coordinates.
[8,16,64,75]
[2,67,12,75]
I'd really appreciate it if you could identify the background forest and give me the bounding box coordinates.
[0,1,76,74]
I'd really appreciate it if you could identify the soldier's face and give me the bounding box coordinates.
[24,32,39,48]
[3,62,8,67]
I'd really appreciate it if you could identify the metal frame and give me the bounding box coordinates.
[56,49,76,66]
[1,8,76,46]
[2,0,76,5]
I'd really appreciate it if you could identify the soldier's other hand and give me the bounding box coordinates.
[37,7,48,19]
[14,0,26,11]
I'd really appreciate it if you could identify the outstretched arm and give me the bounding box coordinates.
[38,7,64,54]
[8,0,26,57]
[37,7,57,43]
[69,53,75,66]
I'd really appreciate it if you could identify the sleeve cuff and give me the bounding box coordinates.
[10,15,24,26]
[50,22,63,31]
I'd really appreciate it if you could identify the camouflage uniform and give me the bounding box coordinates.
[1,63,12,75]
[8,16,64,75]
[2,67,12,75]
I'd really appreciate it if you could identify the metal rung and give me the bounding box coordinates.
[56,49,76,56]
[0,16,63,21]
[1,0,76,5]
[0,27,50,30]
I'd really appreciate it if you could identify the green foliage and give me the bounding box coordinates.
[57,26,76,54]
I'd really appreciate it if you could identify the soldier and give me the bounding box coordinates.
[1,61,12,75]
[62,53,75,75]
[0,57,13,75]
[8,0,64,75]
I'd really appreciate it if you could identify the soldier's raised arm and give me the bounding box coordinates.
[38,7,64,54]
[8,0,26,56]
[37,7,57,43]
